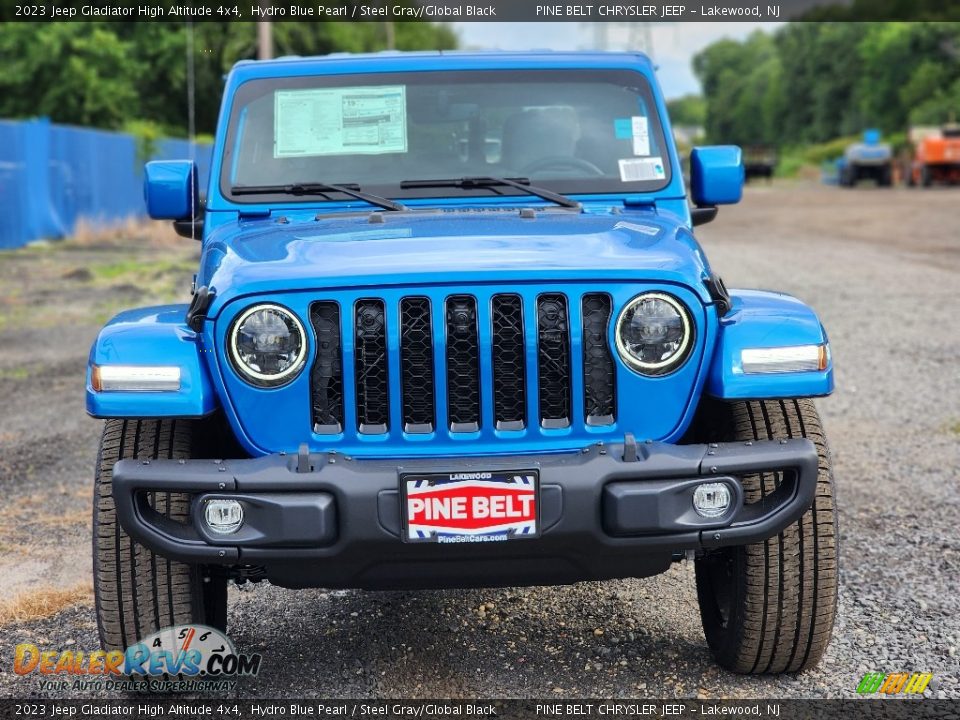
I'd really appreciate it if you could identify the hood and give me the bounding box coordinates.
[201,209,712,317]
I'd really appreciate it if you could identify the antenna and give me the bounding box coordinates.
[186,20,197,241]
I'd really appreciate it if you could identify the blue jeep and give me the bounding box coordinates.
[838,129,893,187]
[87,52,837,674]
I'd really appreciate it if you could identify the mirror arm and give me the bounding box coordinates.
[691,205,718,227]
[172,196,205,240]
[173,215,204,240]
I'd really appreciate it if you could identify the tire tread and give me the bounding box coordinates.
[93,419,205,651]
[695,399,838,674]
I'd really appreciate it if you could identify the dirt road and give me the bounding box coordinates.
[0,185,957,699]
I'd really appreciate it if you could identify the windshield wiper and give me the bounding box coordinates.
[399,176,582,210]
[231,182,406,212]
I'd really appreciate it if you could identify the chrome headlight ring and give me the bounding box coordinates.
[228,303,307,387]
[615,292,694,376]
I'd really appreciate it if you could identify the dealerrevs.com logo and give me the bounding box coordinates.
[856,671,934,695]
[14,624,261,692]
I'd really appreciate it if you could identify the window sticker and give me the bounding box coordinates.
[619,157,666,182]
[631,116,651,156]
[274,86,407,157]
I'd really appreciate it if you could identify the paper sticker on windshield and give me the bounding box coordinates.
[631,116,651,156]
[274,86,407,157]
[614,118,633,140]
[619,157,666,182]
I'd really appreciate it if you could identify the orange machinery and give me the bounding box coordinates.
[908,125,960,186]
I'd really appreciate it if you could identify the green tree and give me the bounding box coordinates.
[666,94,706,126]
[0,23,141,128]
[693,31,783,145]
[693,21,960,147]
[0,19,458,135]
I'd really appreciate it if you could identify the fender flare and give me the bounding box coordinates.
[706,289,833,400]
[86,305,218,418]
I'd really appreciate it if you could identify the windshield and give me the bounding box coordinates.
[221,68,671,204]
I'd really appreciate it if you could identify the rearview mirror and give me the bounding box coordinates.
[690,146,744,207]
[144,160,199,220]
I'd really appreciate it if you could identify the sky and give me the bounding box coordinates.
[451,22,784,99]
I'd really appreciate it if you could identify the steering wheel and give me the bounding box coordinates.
[521,156,605,177]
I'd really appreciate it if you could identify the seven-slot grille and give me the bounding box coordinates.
[309,293,617,435]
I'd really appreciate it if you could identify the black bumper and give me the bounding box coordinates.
[111,439,818,589]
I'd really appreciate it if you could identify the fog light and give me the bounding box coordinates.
[693,483,731,518]
[204,499,243,534]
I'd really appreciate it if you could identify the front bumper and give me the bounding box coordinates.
[112,438,818,589]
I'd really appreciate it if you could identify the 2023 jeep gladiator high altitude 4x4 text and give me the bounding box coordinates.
[87,52,837,674]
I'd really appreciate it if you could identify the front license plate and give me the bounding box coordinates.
[400,470,539,543]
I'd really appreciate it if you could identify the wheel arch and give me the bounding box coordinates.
[86,305,219,419]
[705,290,833,400]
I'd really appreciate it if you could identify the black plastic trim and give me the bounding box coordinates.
[309,301,344,430]
[185,286,215,332]
[111,438,819,589]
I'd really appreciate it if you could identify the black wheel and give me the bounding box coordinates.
[693,399,838,674]
[93,419,227,651]
[921,164,933,187]
[878,165,893,187]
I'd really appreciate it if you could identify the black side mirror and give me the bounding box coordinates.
[691,206,718,227]
[172,196,206,240]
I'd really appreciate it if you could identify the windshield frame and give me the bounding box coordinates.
[218,68,673,206]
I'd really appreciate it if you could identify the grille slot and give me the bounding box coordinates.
[354,299,389,433]
[399,297,435,433]
[581,294,616,425]
[536,293,572,428]
[309,302,344,433]
[445,295,481,431]
[491,294,526,430]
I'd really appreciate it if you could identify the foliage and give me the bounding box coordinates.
[123,120,164,167]
[693,22,960,147]
[0,20,457,136]
[666,94,706,126]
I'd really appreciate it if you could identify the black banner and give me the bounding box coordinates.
[4,0,960,23]
[1,700,959,720]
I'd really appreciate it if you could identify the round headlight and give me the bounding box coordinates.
[229,304,306,387]
[615,292,693,375]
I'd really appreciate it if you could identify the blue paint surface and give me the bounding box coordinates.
[86,306,217,419]
[85,51,834,457]
[706,290,833,400]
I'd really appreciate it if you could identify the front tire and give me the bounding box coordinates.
[694,399,838,674]
[93,419,227,651]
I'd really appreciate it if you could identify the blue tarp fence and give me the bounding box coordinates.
[0,118,212,249]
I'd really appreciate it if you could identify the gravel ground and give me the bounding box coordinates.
[0,184,957,699]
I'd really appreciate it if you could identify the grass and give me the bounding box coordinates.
[945,420,960,436]
[0,225,198,333]
[0,367,29,380]
[90,258,195,282]
[775,131,911,180]
[0,583,93,628]
[69,216,183,249]
[29,509,90,531]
